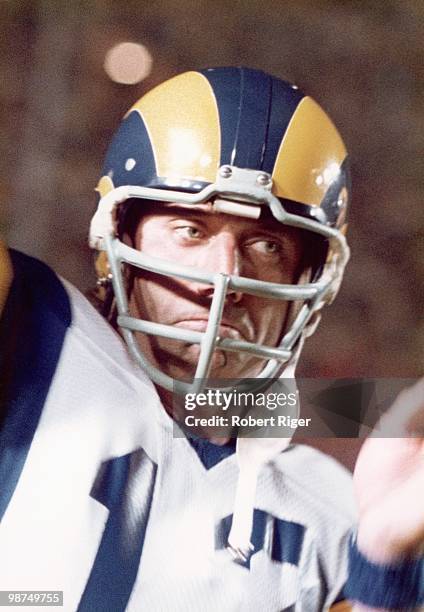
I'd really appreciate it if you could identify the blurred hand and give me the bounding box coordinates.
[353,377,424,563]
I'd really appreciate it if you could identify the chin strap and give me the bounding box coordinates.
[227,436,294,562]
[227,339,303,561]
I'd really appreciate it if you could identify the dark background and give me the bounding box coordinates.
[1,1,422,389]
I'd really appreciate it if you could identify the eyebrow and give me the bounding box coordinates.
[161,203,214,215]
[160,203,289,234]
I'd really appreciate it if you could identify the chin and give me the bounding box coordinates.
[153,341,265,382]
[161,347,226,381]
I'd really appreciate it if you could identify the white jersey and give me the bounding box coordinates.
[0,251,356,611]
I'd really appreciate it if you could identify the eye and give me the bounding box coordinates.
[173,224,204,241]
[249,239,282,256]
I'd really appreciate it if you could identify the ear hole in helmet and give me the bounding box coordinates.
[306,235,329,282]
[292,230,329,284]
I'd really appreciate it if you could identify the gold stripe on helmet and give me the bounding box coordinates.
[0,240,12,316]
[271,96,347,206]
[128,71,220,184]
[95,175,115,198]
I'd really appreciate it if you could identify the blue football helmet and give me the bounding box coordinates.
[89,67,350,393]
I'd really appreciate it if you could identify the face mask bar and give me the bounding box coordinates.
[90,166,350,395]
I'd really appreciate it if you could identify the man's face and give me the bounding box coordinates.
[127,202,306,381]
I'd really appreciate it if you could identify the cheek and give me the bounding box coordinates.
[247,296,289,342]
[247,262,299,287]
[131,272,192,324]
[265,262,301,285]
[131,276,166,321]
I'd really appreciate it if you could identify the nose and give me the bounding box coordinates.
[193,232,243,303]
[209,232,241,276]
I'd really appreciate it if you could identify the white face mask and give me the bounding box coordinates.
[90,166,349,396]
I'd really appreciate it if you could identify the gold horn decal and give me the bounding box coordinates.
[129,72,221,184]
[272,96,346,206]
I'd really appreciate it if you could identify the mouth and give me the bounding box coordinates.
[174,318,245,340]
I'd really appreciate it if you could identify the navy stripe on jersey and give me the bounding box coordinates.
[271,515,305,566]
[188,435,236,469]
[216,509,305,569]
[0,250,71,520]
[80,451,157,612]
[102,111,156,190]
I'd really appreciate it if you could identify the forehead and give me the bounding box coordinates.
[130,199,290,235]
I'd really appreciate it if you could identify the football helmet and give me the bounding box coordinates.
[89,67,350,393]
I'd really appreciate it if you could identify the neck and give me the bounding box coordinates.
[155,384,232,445]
